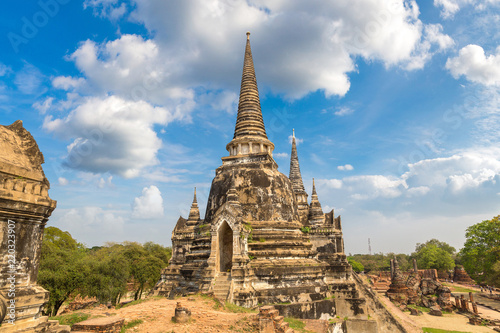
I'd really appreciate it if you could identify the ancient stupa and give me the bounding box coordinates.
[154,33,362,319]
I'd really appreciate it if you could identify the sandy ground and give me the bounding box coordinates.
[61,281,500,333]
[77,296,258,333]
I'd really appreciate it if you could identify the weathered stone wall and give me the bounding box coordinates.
[352,272,408,333]
[0,121,67,332]
[206,156,299,224]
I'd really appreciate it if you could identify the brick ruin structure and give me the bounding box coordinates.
[385,258,454,314]
[453,265,475,285]
[154,33,365,320]
[0,120,69,332]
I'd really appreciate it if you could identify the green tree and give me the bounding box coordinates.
[347,257,364,273]
[415,239,456,255]
[38,227,87,316]
[82,244,131,306]
[414,243,455,271]
[459,216,500,285]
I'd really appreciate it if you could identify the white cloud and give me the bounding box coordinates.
[142,167,186,183]
[79,0,452,99]
[334,107,354,116]
[0,63,10,76]
[68,34,195,113]
[318,149,500,253]
[132,185,164,219]
[345,175,406,200]
[434,0,500,18]
[446,45,500,86]
[323,148,500,203]
[98,176,113,189]
[274,152,289,159]
[43,95,178,178]
[52,76,86,91]
[58,177,69,186]
[84,0,127,20]
[14,63,45,95]
[288,135,303,145]
[52,206,126,245]
[33,97,54,114]
[338,164,354,171]
[323,178,343,189]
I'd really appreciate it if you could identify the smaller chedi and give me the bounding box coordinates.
[453,265,475,285]
[0,121,69,332]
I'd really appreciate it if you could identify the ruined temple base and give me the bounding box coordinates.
[71,317,125,333]
[0,316,70,333]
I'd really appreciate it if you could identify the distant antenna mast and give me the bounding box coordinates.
[368,238,372,255]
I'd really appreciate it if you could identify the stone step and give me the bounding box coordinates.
[214,285,230,289]
[269,309,279,318]
[278,322,290,331]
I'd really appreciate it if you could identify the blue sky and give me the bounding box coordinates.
[1,0,500,254]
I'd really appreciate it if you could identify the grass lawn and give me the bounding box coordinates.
[423,328,473,333]
[50,312,90,327]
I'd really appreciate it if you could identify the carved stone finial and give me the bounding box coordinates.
[246,31,250,40]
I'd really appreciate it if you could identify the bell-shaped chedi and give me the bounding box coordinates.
[0,120,69,332]
[153,33,363,320]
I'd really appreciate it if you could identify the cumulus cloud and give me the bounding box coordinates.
[43,95,178,178]
[132,185,164,219]
[446,45,500,86]
[434,0,500,18]
[79,0,452,98]
[52,76,86,91]
[338,164,354,171]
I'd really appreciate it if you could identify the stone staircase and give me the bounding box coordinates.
[258,306,294,333]
[213,273,231,300]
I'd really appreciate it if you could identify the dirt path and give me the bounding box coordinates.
[78,296,258,333]
[377,293,422,333]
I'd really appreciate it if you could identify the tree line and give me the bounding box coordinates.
[348,215,500,288]
[38,227,171,316]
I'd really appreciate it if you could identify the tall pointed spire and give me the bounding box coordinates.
[233,32,267,139]
[187,187,200,224]
[308,178,324,226]
[226,33,274,157]
[289,129,306,193]
[289,129,308,224]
